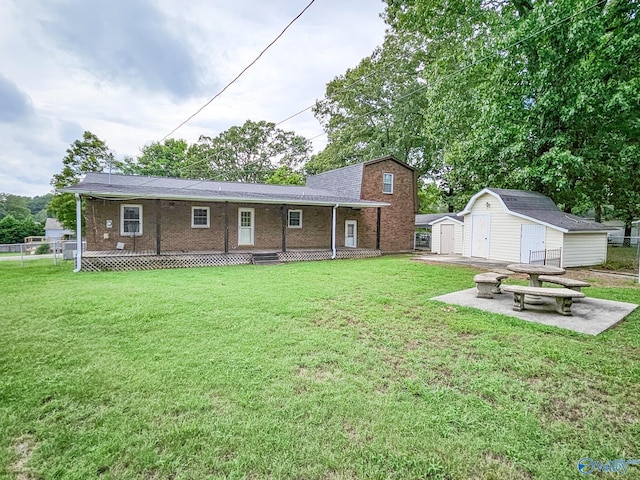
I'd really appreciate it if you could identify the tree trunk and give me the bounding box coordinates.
[594,204,602,223]
[623,221,632,247]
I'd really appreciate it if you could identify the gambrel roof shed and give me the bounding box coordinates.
[457,188,611,267]
[459,188,610,233]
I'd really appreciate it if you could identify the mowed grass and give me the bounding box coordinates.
[604,245,640,273]
[1,257,639,480]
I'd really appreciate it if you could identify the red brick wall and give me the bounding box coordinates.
[360,159,417,252]
[84,199,363,252]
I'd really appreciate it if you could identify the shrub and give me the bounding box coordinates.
[35,243,50,255]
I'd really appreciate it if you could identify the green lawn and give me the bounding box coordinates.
[1,257,639,480]
[604,245,640,273]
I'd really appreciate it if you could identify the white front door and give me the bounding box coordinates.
[440,224,455,254]
[470,214,490,258]
[345,220,357,248]
[238,208,254,246]
[520,224,545,263]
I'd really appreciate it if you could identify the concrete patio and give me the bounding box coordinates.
[432,287,637,335]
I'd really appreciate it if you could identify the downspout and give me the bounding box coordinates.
[73,193,82,272]
[331,204,338,259]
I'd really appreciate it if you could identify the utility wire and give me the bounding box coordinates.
[174,0,607,176]
[161,0,316,141]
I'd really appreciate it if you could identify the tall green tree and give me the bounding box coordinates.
[28,194,53,218]
[0,215,44,244]
[264,166,305,186]
[190,120,311,183]
[121,139,194,178]
[318,0,639,216]
[49,131,115,230]
[0,194,32,220]
[311,33,434,175]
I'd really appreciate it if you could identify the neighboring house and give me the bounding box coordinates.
[429,215,464,255]
[415,213,451,229]
[458,188,611,267]
[61,156,417,271]
[44,218,73,241]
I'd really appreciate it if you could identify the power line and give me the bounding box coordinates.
[161,0,316,141]
[173,0,609,176]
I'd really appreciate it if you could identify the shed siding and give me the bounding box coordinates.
[545,228,564,252]
[462,192,571,263]
[431,220,463,254]
[454,223,464,254]
[562,234,608,267]
[463,193,540,262]
[432,223,441,253]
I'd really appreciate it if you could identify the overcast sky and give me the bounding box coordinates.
[0,0,387,197]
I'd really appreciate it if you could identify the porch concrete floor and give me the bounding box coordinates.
[432,287,637,336]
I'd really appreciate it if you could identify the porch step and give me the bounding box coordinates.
[251,252,281,265]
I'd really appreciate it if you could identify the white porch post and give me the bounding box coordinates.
[73,193,82,272]
[331,204,338,259]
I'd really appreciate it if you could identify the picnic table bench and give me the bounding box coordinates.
[538,275,590,293]
[473,272,508,299]
[501,285,585,316]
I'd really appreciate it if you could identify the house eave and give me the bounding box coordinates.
[565,229,614,235]
[59,188,390,209]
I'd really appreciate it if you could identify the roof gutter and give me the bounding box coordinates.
[73,193,82,273]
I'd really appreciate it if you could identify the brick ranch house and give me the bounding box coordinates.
[61,156,418,271]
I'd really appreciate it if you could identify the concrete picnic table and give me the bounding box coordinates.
[506,264,566,304]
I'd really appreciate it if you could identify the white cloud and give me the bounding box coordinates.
[0,0,387,196]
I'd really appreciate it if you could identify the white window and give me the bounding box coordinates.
[191,206,210,228]
[288,209,302,228]
[383,173,394,194]
[121,204,142,236]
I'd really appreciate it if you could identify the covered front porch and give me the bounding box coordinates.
[80,248,381,272]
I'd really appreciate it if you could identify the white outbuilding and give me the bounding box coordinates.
[458,188,611,267]
[429,215,464,255]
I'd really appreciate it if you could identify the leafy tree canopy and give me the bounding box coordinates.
[0,215,44,244]
[121,139,192,178]
[314,0,639,222]
[264,166,305,186]
[49,131,115,230]
[0,194,32,220]
[189,120,312,183]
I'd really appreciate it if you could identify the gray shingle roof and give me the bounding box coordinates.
[479,188,610,232]
[44,218,64,230]
[305,156,414,197]
[60,173,390,208]
[415,213,463,227]
[305,163,364,198]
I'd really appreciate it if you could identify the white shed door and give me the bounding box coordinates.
[520,224,545,263]
[471,214,490,258]
[440,224,455,254]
